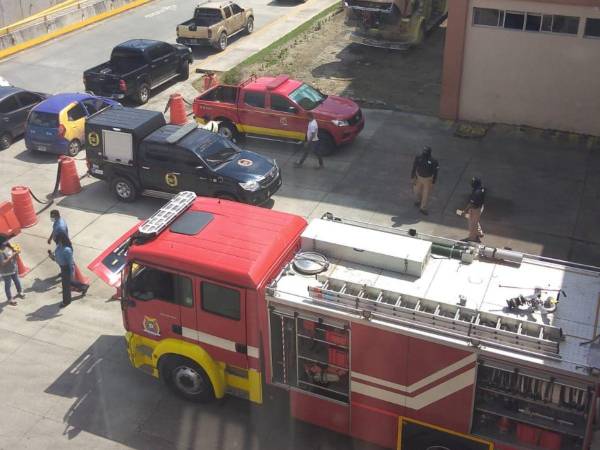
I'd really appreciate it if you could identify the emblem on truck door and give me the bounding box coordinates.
[165,173,178,187]
[88,132,100,147]
[142,316,160,336]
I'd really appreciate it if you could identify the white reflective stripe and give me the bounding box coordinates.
[352,353,476,394]
[182,327,259,359]
[352,368,476,410]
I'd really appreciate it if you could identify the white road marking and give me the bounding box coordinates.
[144,5,177,18]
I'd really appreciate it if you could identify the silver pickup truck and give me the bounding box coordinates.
[176,1,254,51]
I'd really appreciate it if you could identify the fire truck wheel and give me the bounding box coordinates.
[111,177,137,202]
[161,356,215,402]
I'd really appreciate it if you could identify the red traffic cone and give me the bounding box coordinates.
[73,264,89,285]
[11,186,38,228]
[166,93,187,125]
[16,253,30,277]
[59,156,82,195]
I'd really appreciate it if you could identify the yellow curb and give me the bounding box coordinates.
[0,0,154,61]
[0,0,80,36]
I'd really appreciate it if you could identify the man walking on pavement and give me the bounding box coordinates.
[411,146,439,215]
[461,176,486,242]
[47,209,69,244]
[294,112,323,169]
[53,232,89,308]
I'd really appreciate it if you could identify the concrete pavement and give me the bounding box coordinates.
[0,105,599,449]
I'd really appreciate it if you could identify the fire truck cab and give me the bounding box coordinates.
[91,192,600,450]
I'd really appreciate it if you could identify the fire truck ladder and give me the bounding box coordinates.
[305,275,562,359]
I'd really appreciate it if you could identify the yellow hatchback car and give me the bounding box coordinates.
[25,93,119,156]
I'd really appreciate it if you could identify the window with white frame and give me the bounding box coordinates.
[473,7,504,27]
[473,7,581,36]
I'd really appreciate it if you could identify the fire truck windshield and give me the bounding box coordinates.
[199,140,240,168]
[289,83,327,110]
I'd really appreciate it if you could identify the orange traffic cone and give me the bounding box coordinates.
[73,264,89,285]
[11,186,38,228]
[0,201,21,237]
[16,253,30,277]
[59,156,81,195]
[166,93,187,125]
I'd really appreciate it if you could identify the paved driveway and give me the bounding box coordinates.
[0,97,599,449]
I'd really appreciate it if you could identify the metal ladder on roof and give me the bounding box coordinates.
[138,191,197,237]
[304,275,562,358]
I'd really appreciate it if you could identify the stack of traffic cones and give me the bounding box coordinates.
[59,156,81,195]
[166,93,187,125]
[11,186,38,227]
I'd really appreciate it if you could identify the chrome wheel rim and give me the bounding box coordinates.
[115,181,131,198]
[247,20,253,32]
[0,134,10,149]
[173,365,204,395]
[220,34,227,50]
[140,87,149,102]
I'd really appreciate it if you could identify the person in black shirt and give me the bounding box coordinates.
[411,146,439,215]
[461,176,486,242]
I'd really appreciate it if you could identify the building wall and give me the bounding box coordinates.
[0,0,59,28]
[442,0,600,135]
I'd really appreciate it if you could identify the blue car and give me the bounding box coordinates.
[25,93,119,156]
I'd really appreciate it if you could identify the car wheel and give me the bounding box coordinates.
[218,121,237,141]
[179,62,190,81]
[136,83,150,105]
[111,177,137,202]
[160,356,215,403]
[0,132,12,150]
[317,131,336,156]
[67,139,81,156]
[246,17,254,34]
[217,32,228,51]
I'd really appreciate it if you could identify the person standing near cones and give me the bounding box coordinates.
[54,232,88,308]
[411,146,439,215]
[461,176,486,242]
[294,112,323,169]
[47,210,69,245]
[0,235,25,306]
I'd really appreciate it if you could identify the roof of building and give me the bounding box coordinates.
[128,197,307,288]
[244,76,303,96]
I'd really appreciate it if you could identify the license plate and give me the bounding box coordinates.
[37,145,47,151]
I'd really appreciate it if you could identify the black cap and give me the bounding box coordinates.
[471,176,482,188]
[422,146,432,156]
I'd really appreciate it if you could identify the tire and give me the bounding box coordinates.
[245,17,254,34]
[0,132,12,150]
[67,139,81,156]
[136,83,150,105]
[317,131,336,156]
[179,61,190,81]
[217,32,228,51]
[111,177,137,202]
[218,121,237,141]
[160,356,215,403]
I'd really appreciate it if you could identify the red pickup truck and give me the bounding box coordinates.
[193,75,364,155]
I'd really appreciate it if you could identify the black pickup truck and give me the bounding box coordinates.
[85,107,281,204]
[83,39,193,105]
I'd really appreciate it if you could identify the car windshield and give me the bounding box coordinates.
[289,83,327,110]
[28,111,58,128]
[199,139,240,168]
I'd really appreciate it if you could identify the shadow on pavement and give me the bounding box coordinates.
[44,335,382,450]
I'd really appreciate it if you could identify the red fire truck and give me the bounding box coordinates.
[90,192,600,450]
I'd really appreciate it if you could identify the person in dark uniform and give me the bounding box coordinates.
[410,146,439,215]
[461,176,486,242]
[54,233,89,308]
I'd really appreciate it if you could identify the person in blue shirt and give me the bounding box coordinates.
[54,232,88,308]
[47,210,69,245]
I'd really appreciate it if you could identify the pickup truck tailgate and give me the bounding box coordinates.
[177,23,210,40]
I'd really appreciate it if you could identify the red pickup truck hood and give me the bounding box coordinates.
[313,95,359,119]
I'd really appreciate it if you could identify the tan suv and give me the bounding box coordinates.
[176,1,254,51]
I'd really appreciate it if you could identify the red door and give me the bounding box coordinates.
[267,93,307,141]
[123,262,196,341]
[237,90,273,136]
[195,279,248,368]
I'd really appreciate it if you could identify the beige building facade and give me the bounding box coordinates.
[440,0,600,136]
